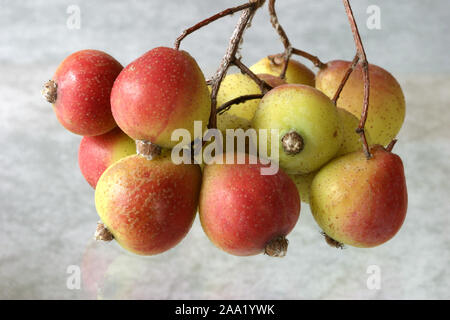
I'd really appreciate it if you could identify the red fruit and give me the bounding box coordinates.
[44,49,123,136]
[95,153,202,255]
[199,154,300,257]
[78,127,136,188]
[110,47,211,149]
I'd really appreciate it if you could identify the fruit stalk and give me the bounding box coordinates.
[267,0,325,78]
[331,54,359,103]
[174,2,256,50]
[232,58,272,93]
[216,94,264,115]
[342,0,371,158]
[208,1,262,129]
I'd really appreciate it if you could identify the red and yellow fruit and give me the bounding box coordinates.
[78,127,136,188]
[310,145,408,248]
[110,47,211,149]
[199,153,300,256]
[316,60,405,146]
[95,153,202,255]
[46,49,122,136]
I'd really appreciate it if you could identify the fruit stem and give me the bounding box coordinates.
[268,0,325,76]
[208,1,263,130]
[42,80,57,103]
[264,236,288,257]
[95,222,114,242]
[281,131,304,155]
[332,54,359,104]
[217,94,265,115]
[233,58,273,93]
[136,140,162,160]
[173,2,256,50]
[385,139,398,152]
[342,0,372,159]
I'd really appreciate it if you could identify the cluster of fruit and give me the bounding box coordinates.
[43,3,407,257]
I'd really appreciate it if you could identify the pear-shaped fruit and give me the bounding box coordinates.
[289,171,317,204]
[250,56,315,86]
[316,60,405,146]
[95,153,202,255]
[110,47,211,149]
[252,84,342,174]
[199,153,300,257]
[310,145,408,248]
[78,127,135,188]
[335,107,372,157]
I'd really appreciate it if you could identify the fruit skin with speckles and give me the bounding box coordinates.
[310,145,408,248]
[215,73,286,121]
[78,127,136,188]
[110,47,211,149]
[250,56,315,86]
[316,60,405,146]
[199,153,300,256]
[51,49,122,136]
[95,152,202,255]
[252,84,342,174]
[335,107,372,157]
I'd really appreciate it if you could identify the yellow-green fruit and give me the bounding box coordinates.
[216,73,262,121]
[250,56,315,86]
[336,108,372,157]
[252,84,342,174]
[289,171,317,204]
[217,112,252,133]
[316,60,405,146]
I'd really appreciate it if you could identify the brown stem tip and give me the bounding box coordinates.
[136,140,162,160]
[264,236,288,257]
[95,222,114,242]
[322,232,344,249]
[42,80,57,103]
[281,131,304,155]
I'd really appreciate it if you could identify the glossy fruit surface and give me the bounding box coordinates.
[95,153,202,255]
[199,153,300,256]
[111,47,210,148]
[51,49,122,136]
[253,84,342,174]
[316,60,405,145]
[250,56,315,86]
[310,145,407,248]
[78,127,135,188]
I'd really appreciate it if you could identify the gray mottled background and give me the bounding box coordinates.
[0,0,449,299]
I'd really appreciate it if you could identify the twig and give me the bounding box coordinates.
[233,58,272,93]
[342,0,371,159]
[385,139,397,152]
[268,0,291,78]
[217,94,265,115]
[267,0,325,77]
[291,48,325,69]
[332,54,359,103]
[208,1,264,130]
[174,2,255,50]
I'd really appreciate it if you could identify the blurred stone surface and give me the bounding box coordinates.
[0,0,449,299]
